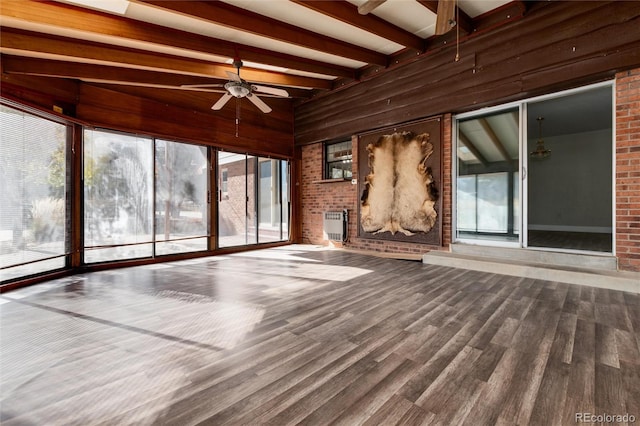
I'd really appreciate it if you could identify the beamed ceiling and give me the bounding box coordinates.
[0,0,527,105]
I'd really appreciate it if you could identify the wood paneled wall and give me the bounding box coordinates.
[1,71,295,158]
[295,1,640,145]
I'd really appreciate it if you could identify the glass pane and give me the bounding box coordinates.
[84,130,153,262]
[155,140,208,255]
[456,108,519,242]
[456,176,477,232]
[326,140,352,178]
[218,152,247,247]
[247,155,257,245]
[258,159,282,243]
[0,105,67,281]
[527,86,613,252]
[477,173,508,233]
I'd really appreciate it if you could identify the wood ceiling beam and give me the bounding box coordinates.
[478,118,512,163]
[0,29,334,90]
[416,0,439,14]
[0,0,354,79]
[139,0,389,66]
[291,0,424,51]
[1,55,313,98]
[458,130,489,167]
[1,55,223,88]
[417,0,473,34]
[357,0,387,15]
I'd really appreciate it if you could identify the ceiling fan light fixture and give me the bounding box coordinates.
[225,81,250,98]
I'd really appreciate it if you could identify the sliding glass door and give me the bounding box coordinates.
[456,108,520,244]
[455,83,613,253]
[217,153,290,248]
[525,86,613,253]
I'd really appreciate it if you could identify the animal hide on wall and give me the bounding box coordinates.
[361,131,438,236]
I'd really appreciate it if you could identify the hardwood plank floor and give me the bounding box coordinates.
[1,246,638,425]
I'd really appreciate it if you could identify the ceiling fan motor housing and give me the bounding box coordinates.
[224,81,251,98]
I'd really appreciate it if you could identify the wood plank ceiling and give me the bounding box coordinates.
[0,0,525,108]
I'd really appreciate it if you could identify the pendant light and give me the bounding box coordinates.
[530,116,551,159]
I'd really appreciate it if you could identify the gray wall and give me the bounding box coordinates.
[528,129,612,232]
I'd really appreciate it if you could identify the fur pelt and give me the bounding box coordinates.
[361,131,438,236]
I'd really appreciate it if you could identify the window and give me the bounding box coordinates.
[155,140,208,255]
[84,129,154,263]
[221,169,228,196]
[456,108,519,242]
[325,140,352,179]
[218,152,290,248]
[0,104,69,281]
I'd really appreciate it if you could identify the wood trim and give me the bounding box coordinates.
[70,123,83,268]
[139,0,389,66]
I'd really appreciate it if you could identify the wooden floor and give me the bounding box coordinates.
[1,246,638,425]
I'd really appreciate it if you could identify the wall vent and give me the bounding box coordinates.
[323,211,345,241]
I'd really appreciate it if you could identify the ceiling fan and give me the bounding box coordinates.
[183,59,289,113]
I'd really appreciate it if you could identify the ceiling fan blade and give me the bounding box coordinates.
[435,0,456,35]
[226,70,242,82]
[252,85,289,97]
[184,88,228,94]
[181,83,225,88]
[211,93,233,110]
[247,93,272,113]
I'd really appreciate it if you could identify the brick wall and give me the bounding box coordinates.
[301,70,640,271]
[218,158,256,237]
[616,68,640,272]
[442,114,453,247]
[301,132,449,255]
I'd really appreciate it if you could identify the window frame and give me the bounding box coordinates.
[324,139,353,180]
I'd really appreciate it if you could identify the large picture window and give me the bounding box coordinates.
[2,100,291,282]
[0,105,69,281]
[84,130,154,263]
[155,140,208,255]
